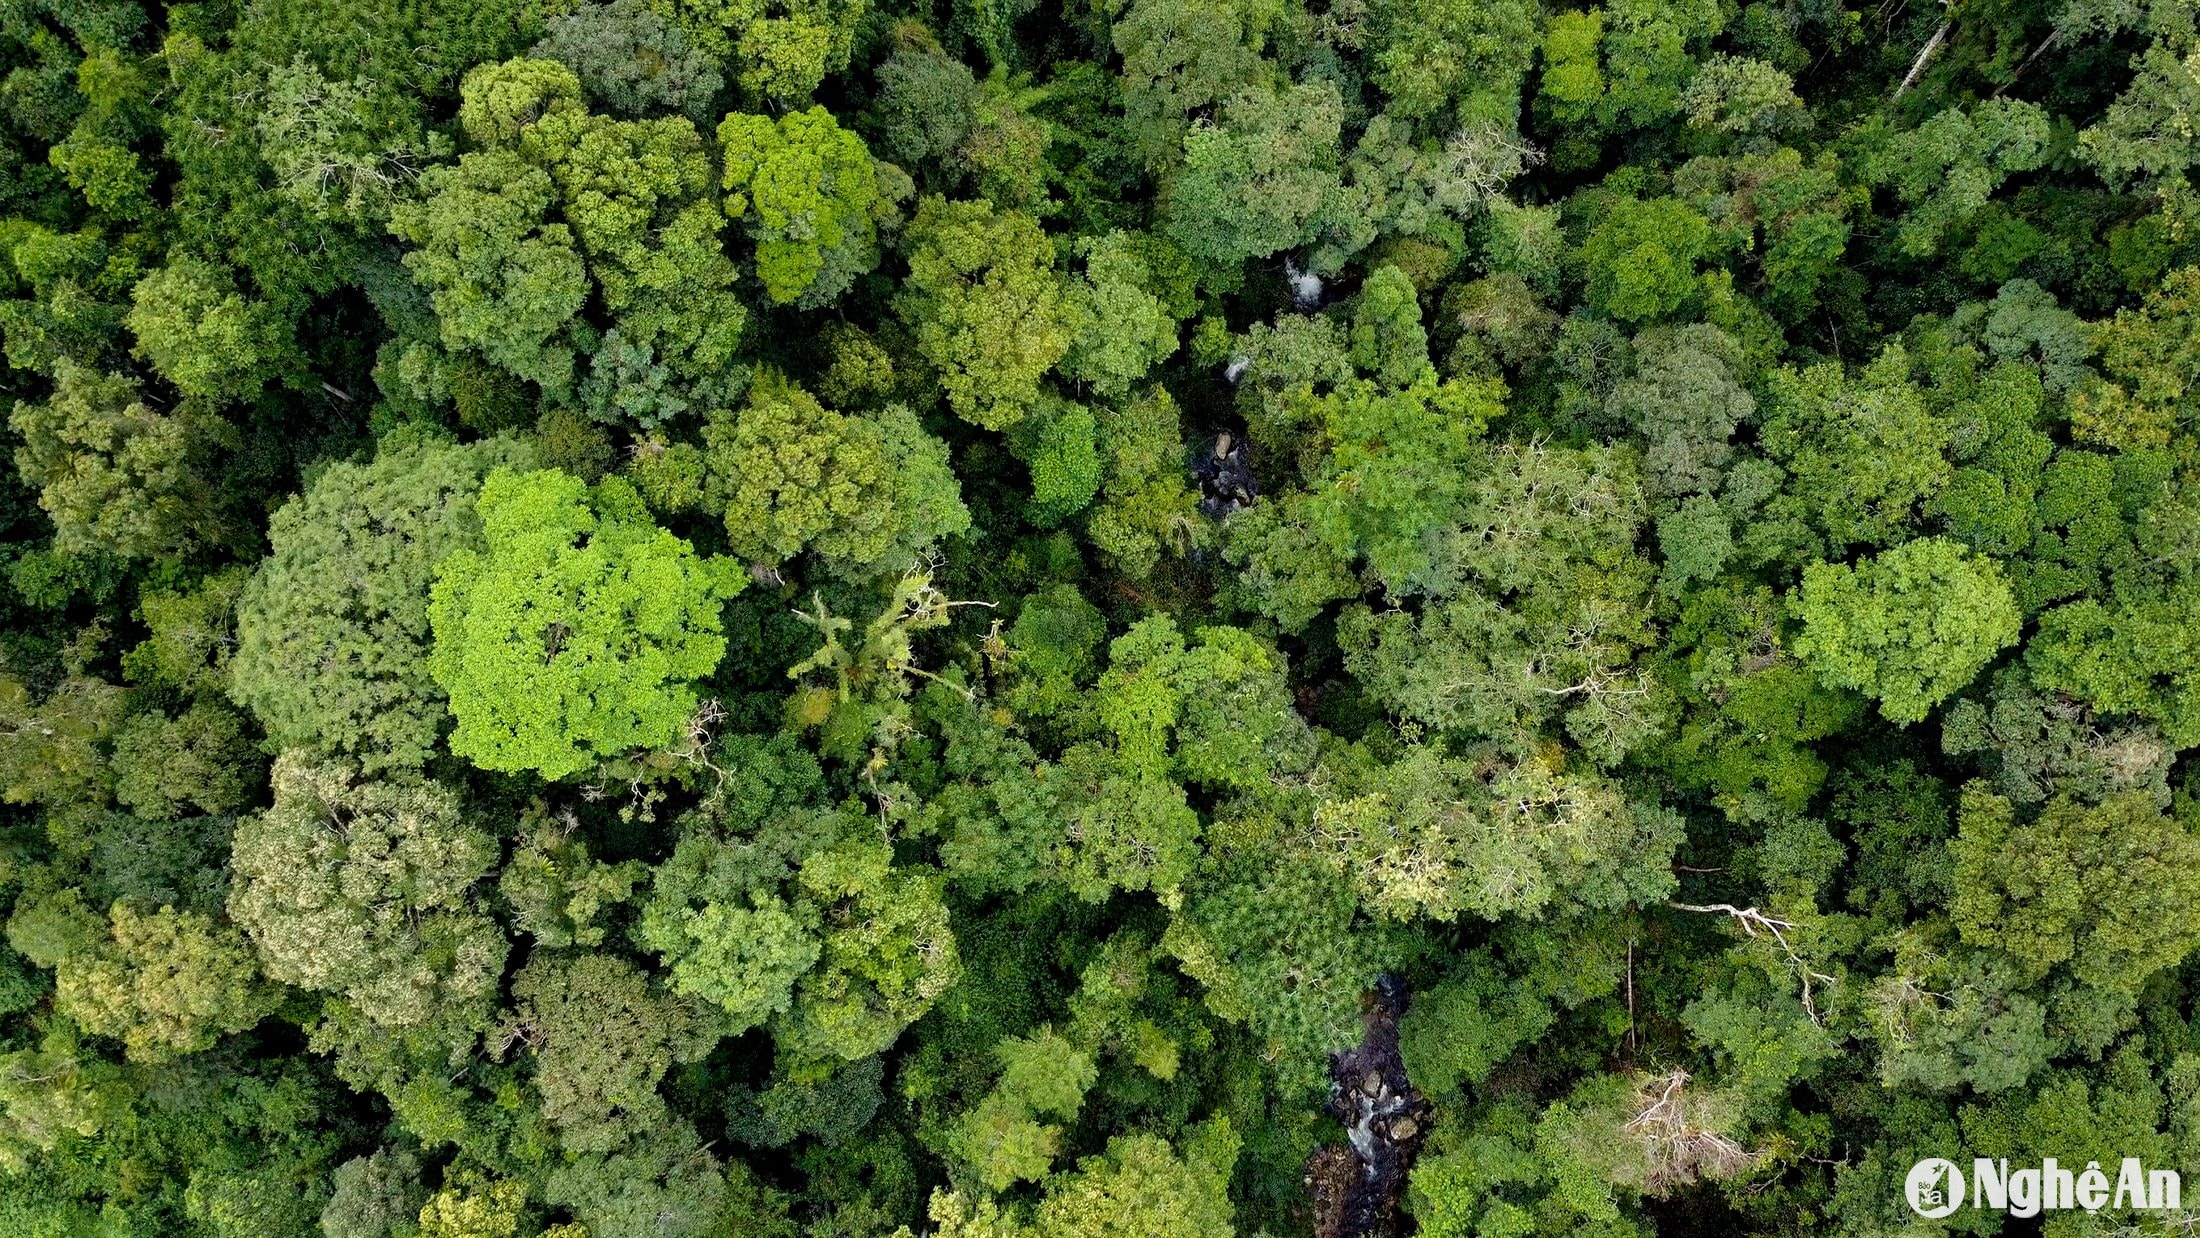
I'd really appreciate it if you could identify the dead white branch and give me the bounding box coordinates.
[1894,10,1956,99]
[1668,902,1837,1025]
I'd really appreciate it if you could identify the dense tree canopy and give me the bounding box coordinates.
[9,1,2200,1235]
[230,432,536,771]
[230,752,506,1035]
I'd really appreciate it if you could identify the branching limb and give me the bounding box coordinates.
[1668,903,1838,1025]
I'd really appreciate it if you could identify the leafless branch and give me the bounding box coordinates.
[1894,11,1957,99]
[1668,903,1837,1024]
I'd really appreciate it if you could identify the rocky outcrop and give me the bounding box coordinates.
[1307,975,1430,1238]
[1194,432,1256,519]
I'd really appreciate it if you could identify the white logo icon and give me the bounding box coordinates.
[1907,1158,1964,1219]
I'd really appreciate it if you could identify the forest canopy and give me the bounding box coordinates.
[7,0,2200,1234]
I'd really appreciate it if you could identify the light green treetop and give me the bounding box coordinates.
[719,105,882,308]
[647,0,868,99]
[390,148,590,393]
[704,372,968,575]
[1859,99,2052,257]
[9,360,239,560]
[897,196,1070,430]
[1953,787,2200,993]
[427,468,741,779]
[1791,537,2020,724]
[125,257,288,403]
[1062,232,1183,398]
[396,58,746,404]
